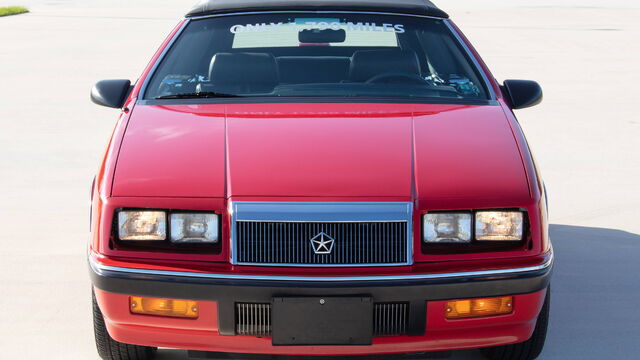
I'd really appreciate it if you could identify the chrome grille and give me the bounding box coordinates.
[231,202,413,267]
[236,303,271,337]
[236,221,408,266]
[373,303,409,336]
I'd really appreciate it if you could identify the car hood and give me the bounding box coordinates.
[112,103,531,207]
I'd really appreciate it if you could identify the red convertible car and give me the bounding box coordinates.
[89,1,552,359]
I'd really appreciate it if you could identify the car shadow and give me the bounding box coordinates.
[154,224,640,360]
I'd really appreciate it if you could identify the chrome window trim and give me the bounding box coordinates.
[138,19,190,100]
[230,202,414,267]
[89,251,553,283]
[443,19,497,100]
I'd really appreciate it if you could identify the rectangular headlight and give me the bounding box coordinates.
[118,211,166,241]
[475,211,523,241]
[170,213,219,244]
[423,213,472,243]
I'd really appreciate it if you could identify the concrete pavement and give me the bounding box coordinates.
[0,1,638,359]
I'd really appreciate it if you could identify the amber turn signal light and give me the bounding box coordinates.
[130,296,199,319]
[445,296,513,319]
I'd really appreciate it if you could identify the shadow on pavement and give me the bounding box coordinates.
[155,224,640,360]
[543,224,640,360]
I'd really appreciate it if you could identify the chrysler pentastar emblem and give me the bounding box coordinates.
[310,232,335,255]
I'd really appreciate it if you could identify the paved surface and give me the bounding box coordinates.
[0,0,638,359]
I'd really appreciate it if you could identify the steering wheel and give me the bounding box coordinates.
[366,72,426,84]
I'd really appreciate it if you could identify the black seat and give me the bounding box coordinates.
[349,50,422,83]
[207,52,279,94]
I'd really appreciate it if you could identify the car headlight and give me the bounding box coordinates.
[170,213,219,244]
[118,211,167,241]
[423,213,472,243]
[475,211,523,241]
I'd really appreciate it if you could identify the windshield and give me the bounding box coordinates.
[144,13,490,102]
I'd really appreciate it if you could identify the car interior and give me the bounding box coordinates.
[198,49,427,94]
[146,15,489,101]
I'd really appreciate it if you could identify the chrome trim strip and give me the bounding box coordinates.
[230,202,413,267]
[234,220,409,223]
[444,19,497,101]
[138,19,190,100]
[89,251,553,283]
[233,202,413,222]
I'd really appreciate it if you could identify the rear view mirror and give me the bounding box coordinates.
[91,79,132,109]
[502,80,543,110]
[299,29,346,44]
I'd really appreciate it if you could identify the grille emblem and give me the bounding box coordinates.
[310,232,335,255]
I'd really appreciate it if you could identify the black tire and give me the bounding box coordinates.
[481,288,550,360]
[93,290,157,360]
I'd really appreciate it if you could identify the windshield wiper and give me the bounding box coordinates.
[155,91,243,99]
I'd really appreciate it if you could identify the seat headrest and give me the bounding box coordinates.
[209,52,279,93]
[349,50,422,82]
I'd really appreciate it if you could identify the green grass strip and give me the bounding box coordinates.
[0,6,29,17]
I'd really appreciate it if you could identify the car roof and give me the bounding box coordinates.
[186,0,449,19]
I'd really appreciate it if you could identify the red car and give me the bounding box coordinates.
[89,1,552,359]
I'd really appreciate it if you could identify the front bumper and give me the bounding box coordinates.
[90,252,552,355]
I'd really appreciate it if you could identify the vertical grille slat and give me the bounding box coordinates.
[373,303,409,337]
[236,221,408,266]
[236,303,272,337]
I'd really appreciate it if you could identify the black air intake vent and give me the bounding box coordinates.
[373,302,410,336]
[235,302,409,337]
[235,303,271,337]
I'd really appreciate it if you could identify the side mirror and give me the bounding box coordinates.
[502,80,543,110]
[91,79,132,109]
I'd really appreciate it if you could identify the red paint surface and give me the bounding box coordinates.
[106,102,544,264]
[95,288,545,355]
[225,103,413,198]
[412,104,530,210]
[112,105,226,198]
[112,103,530,203]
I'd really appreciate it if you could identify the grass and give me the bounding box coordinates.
[0,6,29,17]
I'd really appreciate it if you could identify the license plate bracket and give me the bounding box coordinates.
[272,297,373,346]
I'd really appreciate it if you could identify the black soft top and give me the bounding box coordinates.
[186,0,449,19]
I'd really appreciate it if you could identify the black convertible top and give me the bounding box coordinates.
[186,0,449,19]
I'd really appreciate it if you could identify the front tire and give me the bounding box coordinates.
[93,290,157,360]
[482,287,550,360]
